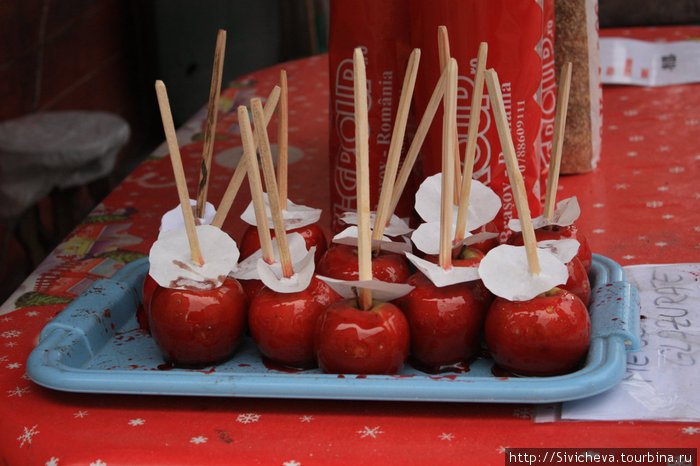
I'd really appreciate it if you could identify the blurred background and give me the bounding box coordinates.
[0,0,697,304]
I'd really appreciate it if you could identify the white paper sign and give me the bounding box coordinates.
[560,263,700,422]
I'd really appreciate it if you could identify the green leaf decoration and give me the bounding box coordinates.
[14,292,72,308]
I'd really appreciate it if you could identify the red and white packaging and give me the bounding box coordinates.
[408,0,546,242]
[328,0,415,234]
[539,0,556,202]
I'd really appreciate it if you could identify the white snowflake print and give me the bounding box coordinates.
[45,457,59,466]
[25,311,39,317]
[128,418,145,426]
[662,214,675,219]
[658,146,671,152]
[657,186,669,191]
[299,415,314,423]
[646,201,664,208]
[237,413,260,424]
[669,166,685,174]
[628,135,644,142]
[593,203,605,208]
[89,460,106,466]
[1,330,21,339]
[592,229,605,234]
[6,362,22,369]
[627,151,638,157]
[7,386,30,398]
[439,433,454,441]
[74,410,88,419]
[655,242,668,247]
[283,461,301,466]
[615,183,629,190]
[356,426,383,439]
[190,436,208,444]
[17,425,39,447]
[5,341,17,348]
[681,426,699,435]
[0,355,7,362]
[0,316,12,322]
[497,446,510,454]
[513,407,532,419]
[622,255,636,260]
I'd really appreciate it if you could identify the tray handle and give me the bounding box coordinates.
[589,281,641,352]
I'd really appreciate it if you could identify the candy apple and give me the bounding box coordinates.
[239,278,265,302]
[561,256,590,306]
[508,224,592,273]
[394,271,486,371]
[248,276,341,368]
[468,220,501,253]
[240,223,327,264]
[314,298,410,374]
[317,244,411,284]
[148,276,248,368]
[137,273,159,333]
[484,287,590,376]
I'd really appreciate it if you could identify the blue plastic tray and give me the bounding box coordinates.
[26,254,640,403]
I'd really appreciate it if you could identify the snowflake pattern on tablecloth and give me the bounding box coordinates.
[74,410,88,419]
[190,436,208,444]
[17,425,39,447]
[237,413,260,424]
[681,426,699,435]
[6,362,21,369]
[7,386,30,398]
[45,457,59,466]
[439,433,454,441]
[283,461,301,466]
[356,426,383,439]
[299,415,314,423]
[5,341,17,347]
[497,446,510,454]
[0,355,7,362]
[1,330,21,338]
[89,460,106,466]
[0,316,12,322]
[128,418,145,426]
[26,311,39,317]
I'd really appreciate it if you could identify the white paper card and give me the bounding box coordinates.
[560,263,700,422]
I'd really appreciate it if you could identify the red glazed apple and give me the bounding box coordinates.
[508,224,592,273]
[248,276,341,368]
[561,256,590,306]
[314,298,410,374]
[240,223,327,264]
[484,287,590,376]
[394,271,486,371]
[469,220,501,253]
[317,244,411,284]
[148,276,248,368]
[137,273,159,333]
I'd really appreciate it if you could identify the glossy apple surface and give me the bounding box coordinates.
[240,223,327,264]
[137,273,159,333]
[507,223,592,273]
[239,278,265,302]
[248,275,341,368]
[469,220,501,253]
[561,256,591,306]
[317,244,411,283]
[484,287,590,376]
[314,299,410,374]
[149,276,248,368]
[394,271,486,370]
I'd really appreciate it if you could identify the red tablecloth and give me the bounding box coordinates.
[1,26,698,465]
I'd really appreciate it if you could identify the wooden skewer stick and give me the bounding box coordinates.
[454,42,488,243]
[238,105,275,264]
[354,47,373,311]
[211,85,281,228]
[372,48,421,242]
[155,80,204,265]
[437,26,461,205]
[389,66,448,218]
[543,62,573,221]
[485,69,540,275]
[196,29,227,219]
[277,69,289,210]
[252,98,294,278]
[439,59,458,270]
